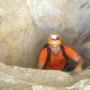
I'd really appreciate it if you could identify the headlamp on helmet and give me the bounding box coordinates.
[48,34,62,45]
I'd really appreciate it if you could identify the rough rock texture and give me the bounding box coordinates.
[27,0,90,45]
[0,63,74,87]
[0,0,90,89]
[0,63,90,90]
[0,0,46,68]
[0,0,90,67]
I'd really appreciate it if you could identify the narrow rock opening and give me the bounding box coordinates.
[0,0,90,89]
[0,0,90,69]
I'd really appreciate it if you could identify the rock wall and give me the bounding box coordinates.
[0,0,90,68]
[0,0,90,89]
[0,0,47,67]
[27,0,90,45]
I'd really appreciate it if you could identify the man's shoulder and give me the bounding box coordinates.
[40,47,47,53]
[62,44,74,52]
[39,47,48,58]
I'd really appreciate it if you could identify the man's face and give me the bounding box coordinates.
[49,44,60,55]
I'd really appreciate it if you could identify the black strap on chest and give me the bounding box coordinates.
[43,44,69,69]
[43,45,51,69]
[60,44,69,61]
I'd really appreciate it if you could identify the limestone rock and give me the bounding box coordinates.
[0,63,90,90]
[27,0,90,45]
[0,0,90,89]
[0,63,74,87]
[0,0,45,67]
[0,0,90,68]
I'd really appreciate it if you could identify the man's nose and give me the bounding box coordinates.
[54,47,58,50]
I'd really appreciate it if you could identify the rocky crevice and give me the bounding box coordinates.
[0,0,90,89]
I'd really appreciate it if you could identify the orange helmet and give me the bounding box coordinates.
[48,34,62,45]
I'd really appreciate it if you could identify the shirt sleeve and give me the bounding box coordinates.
[39,48,47,65]
[64,45,80,61]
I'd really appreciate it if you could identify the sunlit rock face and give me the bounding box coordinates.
[0,0,90,68]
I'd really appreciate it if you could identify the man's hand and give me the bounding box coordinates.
[71,55,84,74]
[73,65,82,74]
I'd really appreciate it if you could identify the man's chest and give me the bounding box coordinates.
[50,52,65,63]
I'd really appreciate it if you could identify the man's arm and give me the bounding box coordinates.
[37,48,47,69]
[65,45,85,73]
[71,55,85,73]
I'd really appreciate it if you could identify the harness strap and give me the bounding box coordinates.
[60,44,69,61]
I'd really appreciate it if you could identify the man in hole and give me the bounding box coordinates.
[37,34,85,74]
